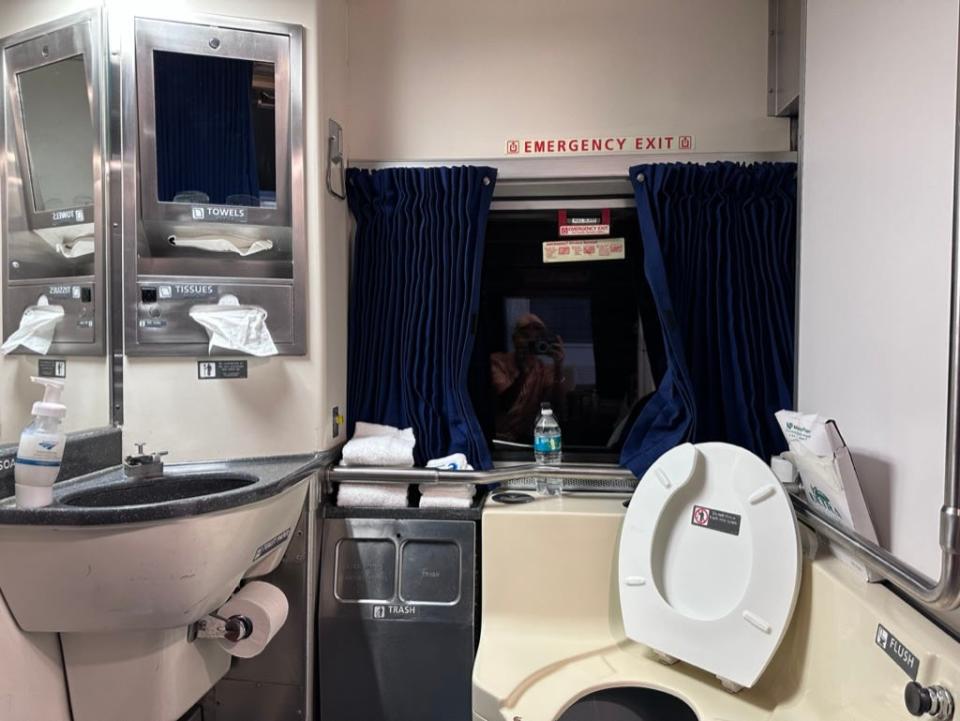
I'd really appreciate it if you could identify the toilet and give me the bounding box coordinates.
[473,442,807,721]
[619,442,802,692]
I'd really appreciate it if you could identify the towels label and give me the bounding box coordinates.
[372,604,419,621]
[876,624,919,680]
[691,505,741,536]
[198,360,248,380]
[191,206,248,223]
[50,208,85,226]
[38,359,66,379]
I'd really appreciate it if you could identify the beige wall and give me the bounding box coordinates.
[0,1,112,444]
[347,0,789,162]
[116,0,349,461]
[798,0,959,577]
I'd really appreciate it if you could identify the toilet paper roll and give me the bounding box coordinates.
[215,581,289,659]
[771,455,798,486]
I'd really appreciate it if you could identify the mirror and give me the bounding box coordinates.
[153,52,277,209]
[0,10,110,445]
[19,56,95,217]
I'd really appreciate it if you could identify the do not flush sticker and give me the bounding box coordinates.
[691,505,741,536]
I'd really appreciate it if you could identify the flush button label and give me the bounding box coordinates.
[691,505,741,536]
[876,624,919,680]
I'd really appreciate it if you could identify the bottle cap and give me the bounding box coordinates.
[30,376,66,418]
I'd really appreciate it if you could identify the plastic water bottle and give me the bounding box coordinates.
[534,403,563,494]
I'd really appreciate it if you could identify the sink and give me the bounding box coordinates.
[61,474,257,507]
[0,457,314,633]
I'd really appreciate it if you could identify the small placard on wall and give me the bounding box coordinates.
[197,360,248,380]
[38,359,66,378]
[543,238,626,263]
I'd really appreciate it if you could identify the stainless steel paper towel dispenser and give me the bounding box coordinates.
[1,10,106,356]
[118,13,306,356]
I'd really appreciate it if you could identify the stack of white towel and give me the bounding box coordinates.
[337,422,415,508]
[336,425,477,510]
[419,454,476,509]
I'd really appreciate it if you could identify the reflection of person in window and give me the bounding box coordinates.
[490,313,570,442]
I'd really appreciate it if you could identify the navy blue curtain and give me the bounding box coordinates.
[620,162,797,477]
[154,52,260,204]
[347,166,497,468]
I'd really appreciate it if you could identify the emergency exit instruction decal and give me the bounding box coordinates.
[505,134,695,157]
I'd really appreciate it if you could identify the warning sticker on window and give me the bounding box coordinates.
[543,238,625,263]
[691,505,741,536]
[559,209,611,237]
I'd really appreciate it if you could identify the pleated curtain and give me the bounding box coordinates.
[620,162,797,477]
[346,166,497,468]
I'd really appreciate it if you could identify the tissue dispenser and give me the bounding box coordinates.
[3,283,95,354]
[134,281,295,356]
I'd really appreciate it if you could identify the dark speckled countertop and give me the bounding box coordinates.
[0,453,325,526]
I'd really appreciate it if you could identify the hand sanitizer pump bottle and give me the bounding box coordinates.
[15,377,67,508]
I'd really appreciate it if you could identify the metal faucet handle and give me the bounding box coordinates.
[132,442,168,460]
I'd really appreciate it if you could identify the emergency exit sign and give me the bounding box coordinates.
[505,134,695,156]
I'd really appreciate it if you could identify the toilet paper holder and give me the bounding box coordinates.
[192,611,254,643]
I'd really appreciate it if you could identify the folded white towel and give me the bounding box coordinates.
[354,421,416,441]
[426,453,473,471]
[419,494,472,509]
[338,483,409,508]
[341,422,416,467]
[418,482,476,509]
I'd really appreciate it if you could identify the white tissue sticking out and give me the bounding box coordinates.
[33,224,96,259]
[189,294,278,357]
[0,296,64,356]
[215,581,289,658]
[169,235,274,257]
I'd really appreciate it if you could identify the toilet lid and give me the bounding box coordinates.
[618,442,801,689]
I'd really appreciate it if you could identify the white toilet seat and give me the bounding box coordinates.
[618,442,801,690]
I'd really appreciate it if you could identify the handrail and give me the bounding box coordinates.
[327,463,637,486]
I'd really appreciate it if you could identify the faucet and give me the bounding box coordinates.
[124,442,168,479]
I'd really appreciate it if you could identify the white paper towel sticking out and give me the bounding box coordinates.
[0,296,64,356]
[215,581,289,659]
[189,295,278,357]
[33,224,96,259]
[169,235,274,257]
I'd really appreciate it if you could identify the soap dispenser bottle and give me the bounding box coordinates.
[15,377,66,508]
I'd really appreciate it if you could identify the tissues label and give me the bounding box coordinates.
[162,284,217,299]
[197,360,248,380]
[876,624,919,680]
[691,505,741,536]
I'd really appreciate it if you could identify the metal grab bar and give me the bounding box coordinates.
[326,463,637,486]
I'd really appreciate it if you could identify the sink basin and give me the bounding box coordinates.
[61,474,257,507]
[0,456,315,633]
